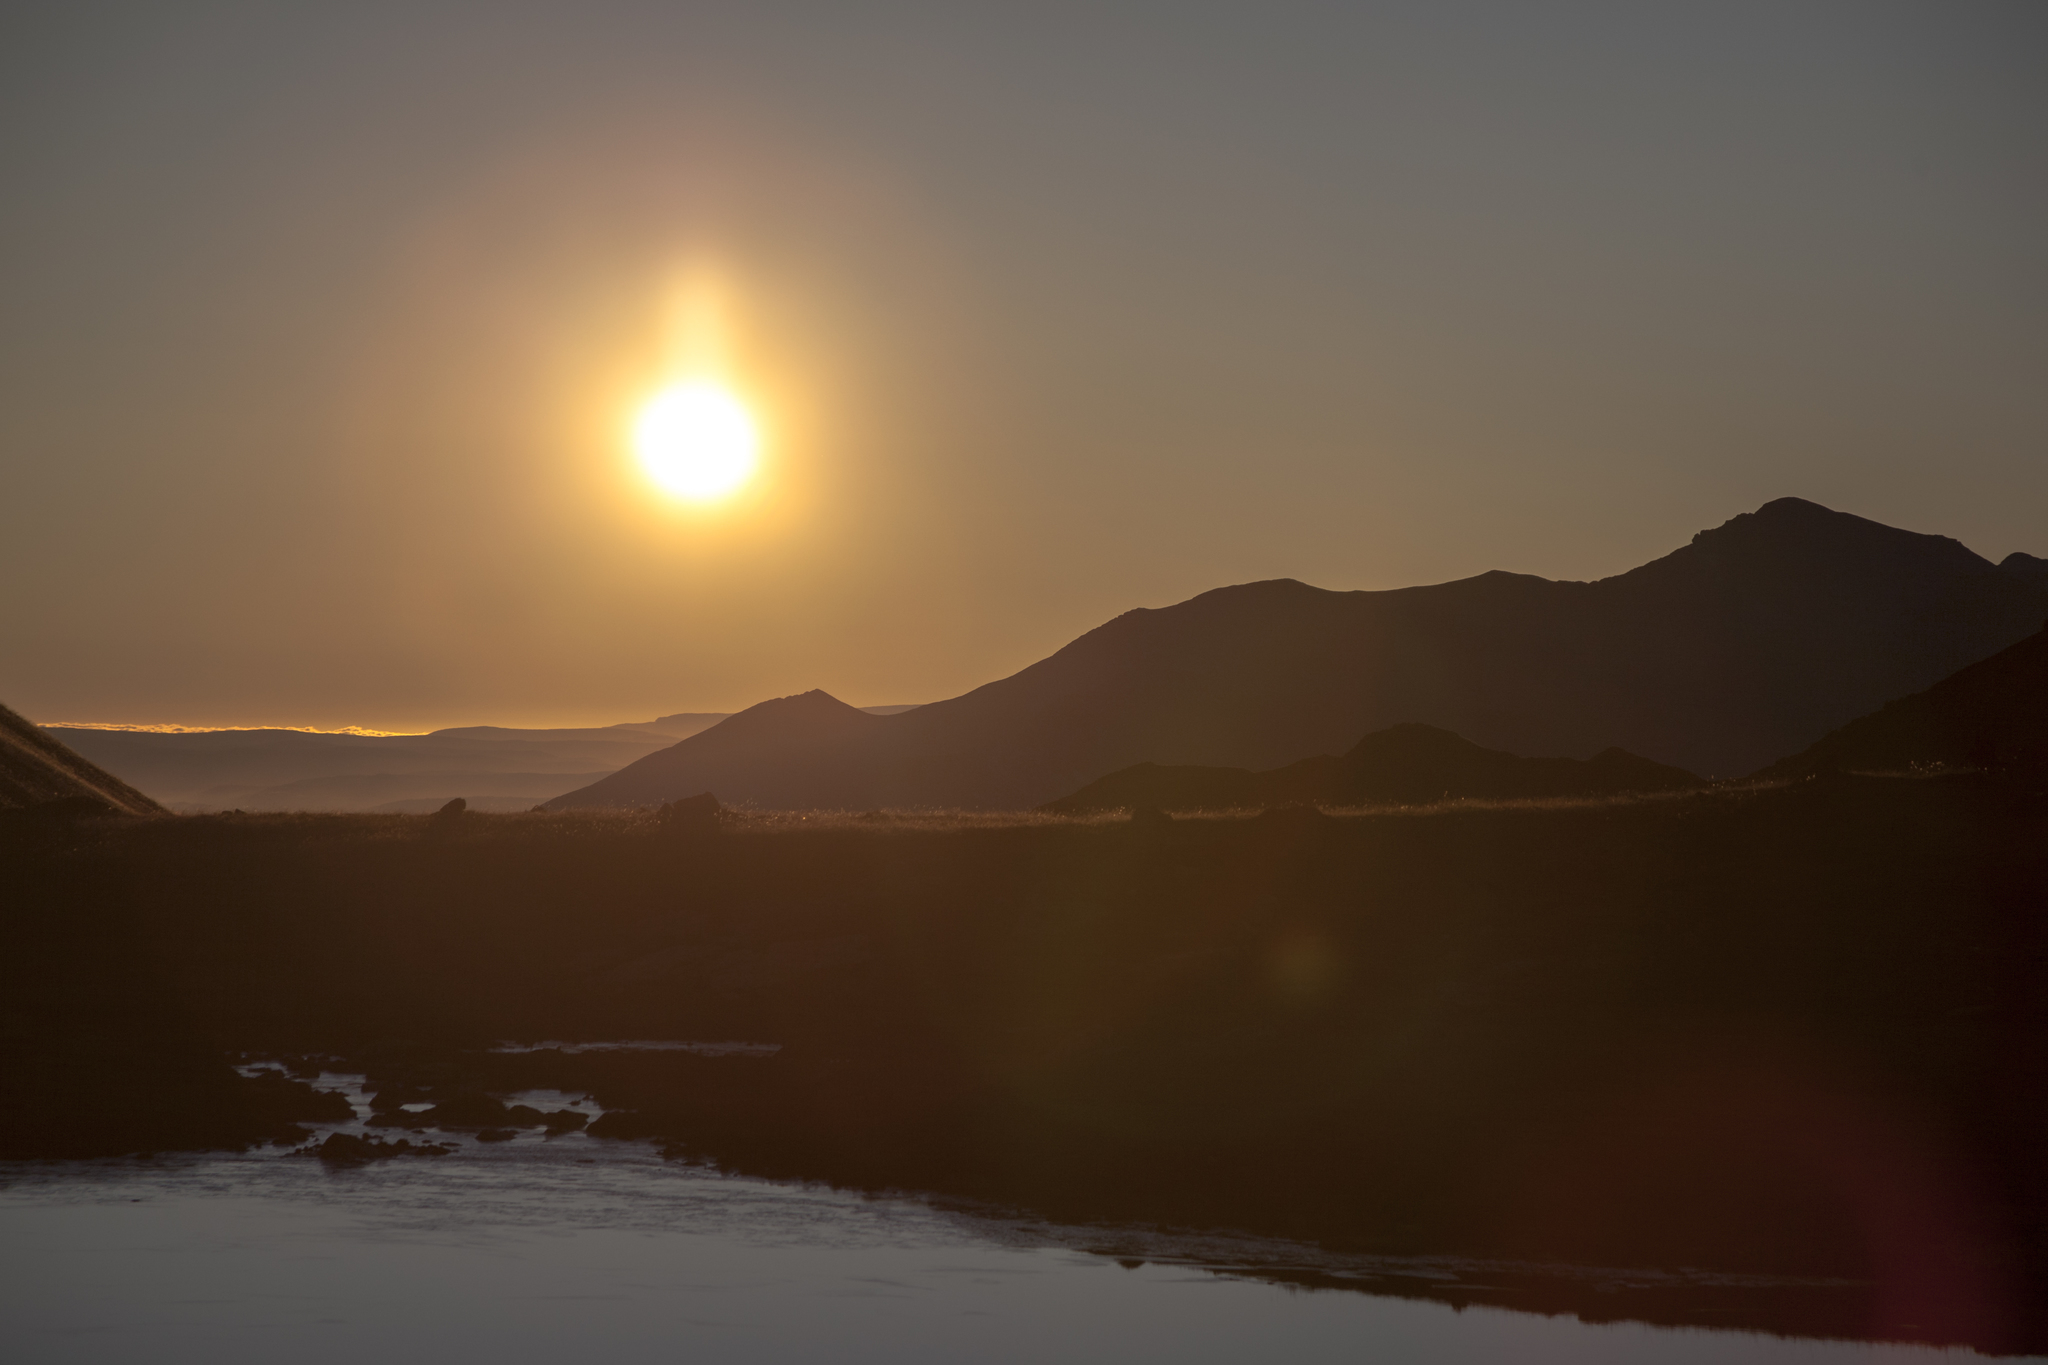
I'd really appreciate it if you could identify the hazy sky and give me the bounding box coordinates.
[4,1,2045,731]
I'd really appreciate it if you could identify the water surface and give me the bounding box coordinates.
[0,1074,2026,1364]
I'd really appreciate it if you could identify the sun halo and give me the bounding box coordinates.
[633,382,761,501]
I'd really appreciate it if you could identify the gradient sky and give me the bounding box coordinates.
[4,1,2045,731]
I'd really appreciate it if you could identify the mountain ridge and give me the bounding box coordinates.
[1757,620,2048,779]
[546,497,2048,810]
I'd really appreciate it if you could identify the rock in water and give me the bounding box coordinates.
[306,1132,452,1164]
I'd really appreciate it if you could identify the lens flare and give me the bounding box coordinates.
[633,382,760,500]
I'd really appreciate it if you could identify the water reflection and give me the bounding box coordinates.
[0,1076,2032,1364]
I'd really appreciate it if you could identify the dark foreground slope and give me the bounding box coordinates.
[551,499,2048,810]
[7,777,2047,1350]
[0,702,163,815]
[1760,621,2048,780]
[1046,722,1702,812]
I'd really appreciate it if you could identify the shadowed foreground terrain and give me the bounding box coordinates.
[1044,722,1701,812]
[4,777,2046,1352]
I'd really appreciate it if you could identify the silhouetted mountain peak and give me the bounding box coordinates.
[537,687,891,809]
[716,689,879,736]
[781,688,857,710]
[1698,497,1980,563]
[999,576,1351,689]
[1128,578,1335,620]
[1616,497,1994,599]
[1752,494,1840,520]
[1343,723,1472,762]
[1149,578,1338,615]
[1219,576,1322,597]
[1999,552,2048,588]
[549,498,2048,809]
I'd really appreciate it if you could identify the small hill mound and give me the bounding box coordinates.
[1045,722,1702,812]
[2001,553,2048,590]
[0,703,165,815]
[546,690,888,809]
[1757,620,2048,779]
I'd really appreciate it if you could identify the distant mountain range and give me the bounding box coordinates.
[1044,723,1702,812]
[46,710,919,812]
[1053,620,2048,812]
[549,498,2048,811]
[42,713,721,812]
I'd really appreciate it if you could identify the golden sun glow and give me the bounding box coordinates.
[633,382,761,500]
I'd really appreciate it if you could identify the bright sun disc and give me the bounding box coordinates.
[633,383,760,499]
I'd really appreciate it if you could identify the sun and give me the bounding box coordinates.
[632,382,761,500]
